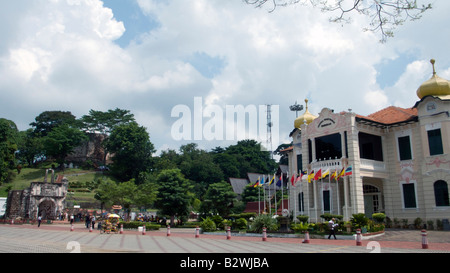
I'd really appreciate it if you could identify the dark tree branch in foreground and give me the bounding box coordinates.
[243,0,432,42]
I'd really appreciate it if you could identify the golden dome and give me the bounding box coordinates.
[294,99,317,129]
[416,59,450,99]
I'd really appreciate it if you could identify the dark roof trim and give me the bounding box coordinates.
[356,116,418,129]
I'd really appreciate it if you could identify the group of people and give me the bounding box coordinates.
[84,215,96,229]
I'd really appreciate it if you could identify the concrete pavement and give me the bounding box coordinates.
[0,223,449,254]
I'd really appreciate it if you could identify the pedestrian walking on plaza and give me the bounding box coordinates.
[91,216,96,229]
[85,215,91,228]
[328,218,338,239]
[70,214,74,224]
[37,215,42,228]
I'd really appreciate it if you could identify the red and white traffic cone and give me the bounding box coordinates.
[89,225,92,232]
[195,226,200,238]
[142,225,146,235]
[120,224,123,234]
[421,229,429,249]
[302,231,310,244]
[262,227,267,242]
[226,226,231,240]
[167,225,171,237]
[356,229,362,246]
[70,224,74,232]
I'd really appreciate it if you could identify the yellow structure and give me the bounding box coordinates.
[417,59,450,99]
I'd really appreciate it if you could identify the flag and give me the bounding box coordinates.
[321,169,330,179]
[337,167,345,179]
[314,169,322,181]
[276,175,282,187]
[307,170,315,183]
[345,165,353,176]
[292,173,300,186]
[260,176,265,186]
[268,174,275,185]
[296,173,302,183]
[330,169,338,181]
[301,170,308,180]
[253,177,260,188]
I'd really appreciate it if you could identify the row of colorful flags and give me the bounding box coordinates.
[252,165,353,188]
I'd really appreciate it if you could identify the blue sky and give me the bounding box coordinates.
[103,0,158,47]
[0,0,449,154]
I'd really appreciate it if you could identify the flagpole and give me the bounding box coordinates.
[336,168,341,216]
[258,185,261,215]
[263,175,266,213]
[268,174,271,215]
[258,176,261,215]
[329,167,331,213]
[274,174,277,215]
[282,171,285,213]
[307,168,310,223]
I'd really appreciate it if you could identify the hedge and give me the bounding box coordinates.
[121,221,161,230]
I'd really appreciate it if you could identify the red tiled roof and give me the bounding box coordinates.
[356,106,418,125]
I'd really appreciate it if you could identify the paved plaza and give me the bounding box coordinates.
[0,223,449,254]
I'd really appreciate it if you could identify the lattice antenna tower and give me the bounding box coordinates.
[266,104,273,159]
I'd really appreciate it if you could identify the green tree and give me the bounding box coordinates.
[203,181,237,216]
[178,143,224,198]
[80,108,135,134]
[241,184,259,203]
[104,122,155,182]
[133,172,159,209]
[223,139,277,177]
[30,111,80,136]
[274,143,292,165]
[0,118,18,183]
[43,124,88,168]
[155,169,193,226]
[16,129,45,166]
[94,178,119,210]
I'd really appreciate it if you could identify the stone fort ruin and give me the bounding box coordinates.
[5,169,68,220]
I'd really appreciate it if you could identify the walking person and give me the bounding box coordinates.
[328,218,338,239]
[91,215,96,229]
[37,215,42,228]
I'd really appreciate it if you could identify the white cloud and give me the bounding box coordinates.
[0,0,449,154]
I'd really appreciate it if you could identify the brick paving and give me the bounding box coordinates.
[1,223,449,253]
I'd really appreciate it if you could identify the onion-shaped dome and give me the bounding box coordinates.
[417,59,450,99]
[294,99,317,129]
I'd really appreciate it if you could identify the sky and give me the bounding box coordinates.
[1,0,449,156]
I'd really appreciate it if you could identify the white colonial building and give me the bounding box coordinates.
[284,60,450,225]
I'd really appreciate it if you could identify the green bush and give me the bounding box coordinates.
[320,213,343,221]
[351,213,369,229]
[372,213,386,223]
[291,222,309,233]
[233,218,248,230]
[296,215,309,223]
[249,214,278,233]
[200,217,217,232]
[122,221,161,230]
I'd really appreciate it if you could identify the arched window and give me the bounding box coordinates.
[434,180,450,207]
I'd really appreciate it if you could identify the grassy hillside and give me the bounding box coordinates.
[0,166,113,204]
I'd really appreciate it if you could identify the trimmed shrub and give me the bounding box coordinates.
[249,214,278,233]
[372,213,386,223]
[200,217,217,232]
